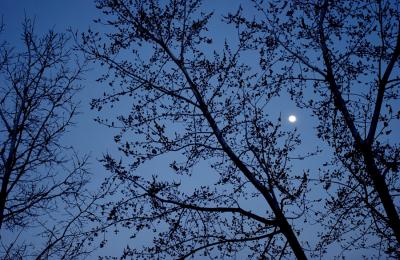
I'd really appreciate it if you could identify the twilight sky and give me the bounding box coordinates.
[0,0,320,177]
[0,1,385,259]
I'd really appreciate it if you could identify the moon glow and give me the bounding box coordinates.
[288,115,297,123]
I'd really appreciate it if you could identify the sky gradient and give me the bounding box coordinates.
[1,1,396,259]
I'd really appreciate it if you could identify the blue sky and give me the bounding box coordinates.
[0,0,119,180]
[0,1,387,259]
[0,0,329,258]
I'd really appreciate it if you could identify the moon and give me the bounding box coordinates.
[288,115,297,123]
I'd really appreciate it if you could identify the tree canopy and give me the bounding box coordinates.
[0,19,101,259]
[1,0,399,259]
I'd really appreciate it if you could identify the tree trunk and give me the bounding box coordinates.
[273,203,307,260]
[0,157,12,229]
[361,145,400,244]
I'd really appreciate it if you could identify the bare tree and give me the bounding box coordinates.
[81,0,315,259]
[228,0,400,257]
[0,19,100,259]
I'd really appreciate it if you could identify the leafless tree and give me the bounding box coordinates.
[0,19,100,259]
[228,0,400,257]
[81,0,315,259]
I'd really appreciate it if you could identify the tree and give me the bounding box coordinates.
[81,0,315,259]
[0,19,99,259]
[228,0,400,257]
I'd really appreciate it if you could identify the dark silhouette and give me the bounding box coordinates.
[228,0,400,257]
[0,19,98,259]
[82,0,313,259]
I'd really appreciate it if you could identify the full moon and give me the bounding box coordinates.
[288,115,297,123]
